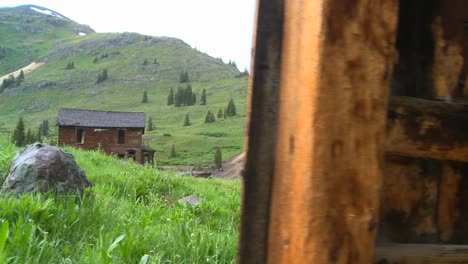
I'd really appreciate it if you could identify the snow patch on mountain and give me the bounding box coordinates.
[30,7,63,18]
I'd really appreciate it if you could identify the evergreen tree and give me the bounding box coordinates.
[41,120,49,136]
[224,107,227,118]
[12,117,25,147]
[170,144,177,158]
[147,116,154,131]
[167,88,174,105]
[102,69,108,80]
[185,84,193,106]
[226,99,237,117]
[200,88,206,105]
[204,111,215,123]
[36,124,42,142]
[174,87,184,107]
[183,113,191,126]
[214,147,222,170]
[142,91,148,103]
[1,75,16,91]
[25,128,34,144]
[66,62,75,69]
[179,71,189,83]
[143,59,148,65]
[17,70,24,82]
[217,108,223,118]
[192,93,196,104]
[93,57,98,63]
[96,69,108,83]
[153,58,158,64]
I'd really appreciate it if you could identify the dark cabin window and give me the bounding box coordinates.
[76,128,84,144]
[118,130,125,144]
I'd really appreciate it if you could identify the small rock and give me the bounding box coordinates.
[178,195,200,205]
[2,143,91,196]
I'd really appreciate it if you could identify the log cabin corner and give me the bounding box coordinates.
[56,108,154,165]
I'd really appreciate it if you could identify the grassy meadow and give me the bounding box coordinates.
[0,143,241,263]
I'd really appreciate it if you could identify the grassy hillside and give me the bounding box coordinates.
[0,6,248,166]
[0,5,94,76]
[0,143,240,263]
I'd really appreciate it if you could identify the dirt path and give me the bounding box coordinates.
[0,62,45,82]
[212,152,245,179]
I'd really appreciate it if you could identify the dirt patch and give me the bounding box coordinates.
[0,62,45,82]
[212,152,245,180]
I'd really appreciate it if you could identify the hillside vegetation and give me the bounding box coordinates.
[0,5,94,75]
[0,144,240,263]
[0,5,248,166]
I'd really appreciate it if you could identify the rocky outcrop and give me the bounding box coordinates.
[2,143,90,196]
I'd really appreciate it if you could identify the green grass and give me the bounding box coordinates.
[0,143,241,263]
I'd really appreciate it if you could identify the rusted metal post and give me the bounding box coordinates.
[240,0,399,263]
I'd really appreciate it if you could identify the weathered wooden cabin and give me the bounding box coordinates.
[57,108,154,165]
[239,0,468,263]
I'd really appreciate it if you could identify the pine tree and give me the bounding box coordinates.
[153,58,158,64]
[192,93,196,104]
[25,128,34,145]
[167,88,174,105]
[93,57,98,63]
[102,69,108,80]
[170,144,177,158]
[17,70,24,82]
[183,113,191,126]
[143,59,148,65]
[200,88,206,105]
[66,62,75,69]
[226,99,237,117]
[147,116,154,131]
[214,147,222,170]
[174,87,184,107]
[36,124,42,142]
[185,84,193,106]
[205,111,215,123]
[96,69,108,83]
[142,91,148,103]
[217,108,223,118]
[12,117,25,147]
[179,71,189,83]
[41,120,49,136]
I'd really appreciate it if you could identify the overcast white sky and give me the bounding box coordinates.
[0,0,256,70]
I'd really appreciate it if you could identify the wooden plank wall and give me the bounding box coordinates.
[58,127,143,156]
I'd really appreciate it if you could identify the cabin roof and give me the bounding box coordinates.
[57,108,146,128]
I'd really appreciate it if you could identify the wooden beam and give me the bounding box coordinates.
[375,243,468,263]
[386,96,468,162]
[237,0,284,263]
[266,0,399,263]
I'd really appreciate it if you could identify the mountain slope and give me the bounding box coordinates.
[0,5,94,75]
[0,6,248,166]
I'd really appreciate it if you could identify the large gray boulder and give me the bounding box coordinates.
[2,143,91,196]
